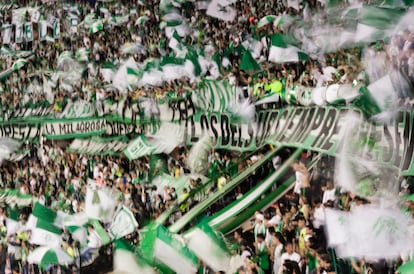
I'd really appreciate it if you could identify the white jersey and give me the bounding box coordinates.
[293,171,303,195]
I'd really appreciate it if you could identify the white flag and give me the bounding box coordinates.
[206,0,236,22]
[109,206,139,239]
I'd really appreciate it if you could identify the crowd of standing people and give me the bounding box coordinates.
[0,0,413,273]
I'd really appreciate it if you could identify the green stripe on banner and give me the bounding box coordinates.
[169,148,279,233]
[154,225,198,274]
[185,218,235,272]
[214,153,320,234]
[140,223,195,274]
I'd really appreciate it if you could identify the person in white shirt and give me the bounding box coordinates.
[279,242,301,274]
[291,161,310,202]
[322,180,336,205]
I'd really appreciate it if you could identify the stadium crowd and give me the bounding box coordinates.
[0,0,413,273]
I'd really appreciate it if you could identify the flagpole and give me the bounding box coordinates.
[330,247,339,274]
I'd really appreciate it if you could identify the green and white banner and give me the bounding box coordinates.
[191,79,236,112]
[67,138,129,156]
[114,239,156,274]
[184,218,242,273]
[140,223,199,274]
[1,105,414,176]
[0,189,32,207]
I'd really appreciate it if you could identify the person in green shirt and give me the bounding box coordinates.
[254,233,270,274]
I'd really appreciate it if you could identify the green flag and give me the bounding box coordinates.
[268,33,308,63]
[239,49,261,72]
[114,239,156,274]
[139,223,198,274]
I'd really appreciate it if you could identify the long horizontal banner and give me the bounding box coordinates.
[184,107,413,175]
[0,118,144,140]
[1,104,413,175]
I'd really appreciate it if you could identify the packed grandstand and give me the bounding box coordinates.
[0,0,413,273]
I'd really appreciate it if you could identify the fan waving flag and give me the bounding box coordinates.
[113,239,156,274]
[28,246,73,270]
[268,33,308,63]
[184,218,243,273]
[139,223,198,274]
[239,49,261,73]
[29,218,62,247]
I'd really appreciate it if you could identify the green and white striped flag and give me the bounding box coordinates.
[109,206,139,240]
[90,20,103,34]
[114,239,156,274]
[355,5,406,42]
[6,208,20,236]
[184,218,243,273]
[63,212,89,245]
[140,223,199,274]
[268,33,308,63]
[0,189,32,207]
[32,202,58,225]
[90,219,111,246]
[29,217,62,247]
[191,79,237,112]
[66,225,88,246]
